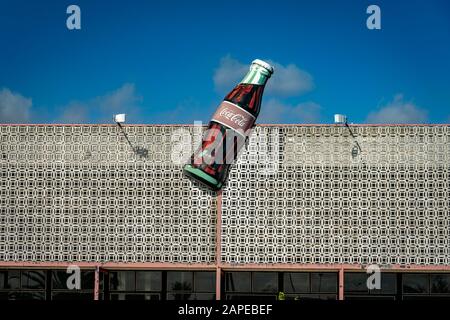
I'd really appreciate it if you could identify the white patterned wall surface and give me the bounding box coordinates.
[0,125,449,266]
[223,125,450,265]
[0,125,216,263]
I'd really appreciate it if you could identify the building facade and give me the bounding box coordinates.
[0,124,449,300]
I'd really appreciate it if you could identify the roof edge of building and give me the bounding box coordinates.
[0,123,449,127]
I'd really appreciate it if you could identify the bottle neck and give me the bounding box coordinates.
[240,65,272,86]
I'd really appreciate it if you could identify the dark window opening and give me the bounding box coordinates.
[225,272,337,300]
[345,273,450,300]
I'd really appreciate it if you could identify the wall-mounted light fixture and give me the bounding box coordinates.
[334,114,362,158]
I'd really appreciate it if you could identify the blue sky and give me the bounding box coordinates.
[0,0,449,124]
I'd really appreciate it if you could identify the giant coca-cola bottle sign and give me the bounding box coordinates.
[184,59,274,191]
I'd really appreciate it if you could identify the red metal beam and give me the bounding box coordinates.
[1,123,449,127]
[218,263,450,272]
[94,266,100,301]
[2,261,450,272]
[216,266,221,301]
[0,261,216,270]
[0,261,101,269]
[218,263,361,271]
[216,190,223,266]
[338,267,344,300]
[215,190,223,300]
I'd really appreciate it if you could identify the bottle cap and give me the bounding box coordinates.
[251,59,274,75]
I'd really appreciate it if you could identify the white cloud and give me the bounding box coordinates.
[96,83,142,114]
[366,94,428,124]
[258,99,322,124]
[213,55,314,97]
[266,60,314,97]
[290,101,322,123]
[57,83,143,123]
[213,55,248,94]
[0,88,32,123]
[58,102,89,124]
[157,98,217,124]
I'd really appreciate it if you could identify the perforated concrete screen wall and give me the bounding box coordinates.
[223,125,450,266]
[0,125,449,266]
[0,125,217,263]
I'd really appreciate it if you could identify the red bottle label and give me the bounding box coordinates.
[211,101,256,137]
